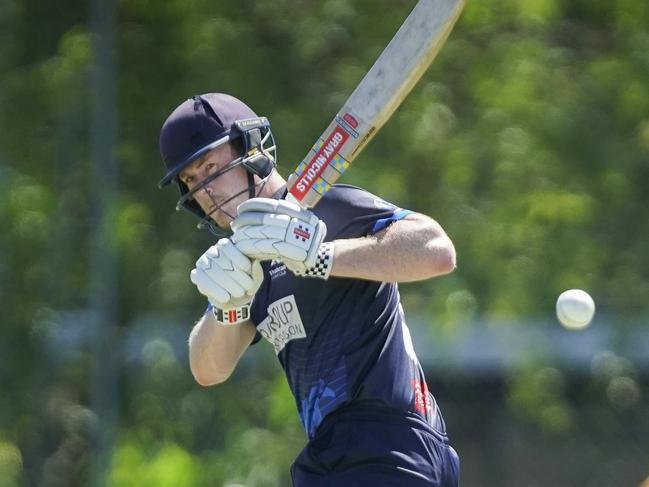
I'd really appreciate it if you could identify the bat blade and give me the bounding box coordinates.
[287,0,465,208]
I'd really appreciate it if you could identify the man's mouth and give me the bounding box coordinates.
[205,195,226,213]
[206,202,232,224]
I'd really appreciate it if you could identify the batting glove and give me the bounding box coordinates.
[231,198,334,279]
[190,238,264,324]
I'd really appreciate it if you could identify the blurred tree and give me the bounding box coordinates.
[0,0,648,485]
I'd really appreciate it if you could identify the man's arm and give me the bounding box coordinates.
[330,213,456,282]
[187,238,264,387]
[231,199,456,283]
[188,313,258,386]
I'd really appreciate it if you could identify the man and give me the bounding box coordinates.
[159,93,459,486]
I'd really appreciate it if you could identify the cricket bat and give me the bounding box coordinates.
[287,0,465,208]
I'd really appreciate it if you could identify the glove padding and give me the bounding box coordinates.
[190,238,263,323]
[231,198,327,275]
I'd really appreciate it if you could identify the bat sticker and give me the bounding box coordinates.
[292,125,350,198]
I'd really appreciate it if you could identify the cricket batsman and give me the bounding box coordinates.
[158,93,460,486]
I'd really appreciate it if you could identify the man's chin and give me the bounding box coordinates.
[217,220,232,231]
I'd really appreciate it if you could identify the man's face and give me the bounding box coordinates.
[178,142,248,229]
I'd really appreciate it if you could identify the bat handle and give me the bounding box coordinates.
[285,175,309,208]
[285,191,302,206]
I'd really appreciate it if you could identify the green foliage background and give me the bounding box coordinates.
[0,0,648,485]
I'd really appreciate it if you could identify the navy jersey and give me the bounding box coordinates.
[249,184,437,438]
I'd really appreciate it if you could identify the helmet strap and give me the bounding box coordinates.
[247,172,256,199]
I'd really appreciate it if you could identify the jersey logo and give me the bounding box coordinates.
[257,295,306,353]
[268,260,287,280]
[412,379,432,414]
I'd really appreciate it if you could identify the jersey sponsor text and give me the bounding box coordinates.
[257,295,306,353]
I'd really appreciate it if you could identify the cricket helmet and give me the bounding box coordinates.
[159,93,277,235]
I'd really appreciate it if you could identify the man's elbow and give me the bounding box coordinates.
[190,363,232,387]
[436,248,457,275]
[427,238,456,276]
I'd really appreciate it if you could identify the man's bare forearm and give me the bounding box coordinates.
[188,313,257,386]
[330,215,456,282]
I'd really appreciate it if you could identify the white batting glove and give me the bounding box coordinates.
[190,238,264,324]
[231,198,334,279]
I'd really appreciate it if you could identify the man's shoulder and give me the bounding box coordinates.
[312,184,404,239]
[323,183,371,199]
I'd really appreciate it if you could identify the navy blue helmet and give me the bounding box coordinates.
[159,93,276,235]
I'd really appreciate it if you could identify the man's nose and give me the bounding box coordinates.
[201,184,214,196]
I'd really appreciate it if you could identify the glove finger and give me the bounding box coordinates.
[231,212,291,232]
[218,239,252,272]
[232,224,287,241]
[275,200,318,224]
[204,244,220,260]
[196,252,217,271]
[215,270,246,298]
[251,259,264,285]
[196,246,236,273]
[236,197,283,215]
[195,263,246,299]
[238,198,314,223]
[230,226,252,243]
[231,212,266,230]
[226,267,256,293]
[235,238,283,256]
[190,268,230,305]
[283,258,307,274]
[245,260,264,298]
[253,238,287,256]
[273,241,308,261]
[235,239,281,261]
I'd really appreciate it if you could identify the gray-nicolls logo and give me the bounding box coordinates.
[292,225,311,242]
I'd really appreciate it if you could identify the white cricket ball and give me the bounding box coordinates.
[556,289,595,330]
